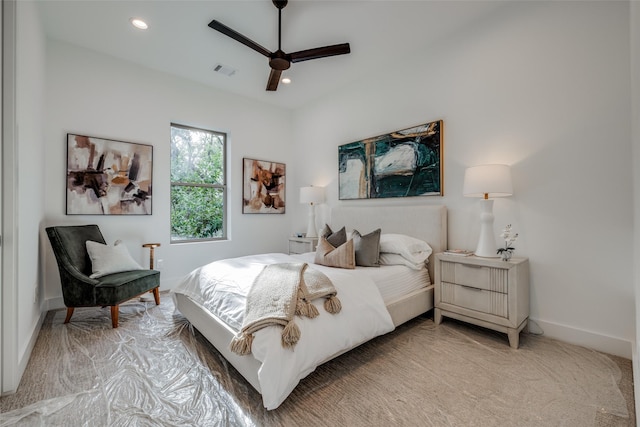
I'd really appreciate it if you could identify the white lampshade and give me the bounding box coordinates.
[300,186,325,238]
[463,164,513,258]
[299,186,325,205]
[463,164,513,199]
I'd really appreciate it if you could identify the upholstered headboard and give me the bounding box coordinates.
[329,205,447,280]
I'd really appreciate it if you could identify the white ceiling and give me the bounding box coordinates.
[35,0,501,109]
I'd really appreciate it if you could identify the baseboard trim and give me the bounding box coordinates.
[530,317,632,359]
[46,296,65,311]
[15,309,46,393]
[633,342,640,422]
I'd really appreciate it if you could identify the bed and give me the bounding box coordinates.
[173,205,447,409]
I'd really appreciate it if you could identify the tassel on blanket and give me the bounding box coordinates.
[305,300,320,318]
[295,296,309,317]
[295,290,320,319]
[324,295,342,314]
[229,332,254,356]
[281,320,301,348]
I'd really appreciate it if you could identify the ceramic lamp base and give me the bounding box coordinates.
[306,204,317,238]
[475,199,499,257]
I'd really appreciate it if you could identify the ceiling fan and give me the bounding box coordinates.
[208,0,351,91]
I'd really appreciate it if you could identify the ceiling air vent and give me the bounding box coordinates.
[213,64,237,77]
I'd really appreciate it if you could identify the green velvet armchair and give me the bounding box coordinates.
[46,225,160,328]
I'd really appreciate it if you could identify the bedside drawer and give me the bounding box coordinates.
[441,282,508,318]
[440,261,508,293]
[289,240,311,254]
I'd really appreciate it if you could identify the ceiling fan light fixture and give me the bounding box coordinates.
[281,77,291,84]
[130,18,148,30]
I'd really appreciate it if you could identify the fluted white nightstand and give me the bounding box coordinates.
[434,253,530,349]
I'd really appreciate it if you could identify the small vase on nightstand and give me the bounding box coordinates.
[497,224,518,262]
[500,250,513,262]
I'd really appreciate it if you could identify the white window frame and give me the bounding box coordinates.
[170,123,227,243]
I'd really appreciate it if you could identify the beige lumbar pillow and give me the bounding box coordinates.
[86,240,144,278]
[314,237,355,269]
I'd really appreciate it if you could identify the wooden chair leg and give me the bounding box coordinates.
[152,287,160,305]
[110,305,119,328]
[64,307,74,324]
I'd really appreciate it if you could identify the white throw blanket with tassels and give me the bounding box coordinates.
[230,262,342,355]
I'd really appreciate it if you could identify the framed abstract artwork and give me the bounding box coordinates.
[242,158,286,214]
[66,133,153,215]
[338,120,443,200]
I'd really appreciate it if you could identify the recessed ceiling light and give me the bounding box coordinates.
[281,77,291,84]
[130,18,148,30]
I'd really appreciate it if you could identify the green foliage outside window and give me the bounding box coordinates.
[170,124,226,242]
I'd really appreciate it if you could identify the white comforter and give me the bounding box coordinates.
[173,253,395,410]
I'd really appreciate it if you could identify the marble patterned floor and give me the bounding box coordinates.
[0,294,634,426]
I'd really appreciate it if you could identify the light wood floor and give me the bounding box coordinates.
[0,294,635,426]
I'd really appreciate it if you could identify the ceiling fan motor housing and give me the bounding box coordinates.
[273,0,288,10]
[269,51,291,70]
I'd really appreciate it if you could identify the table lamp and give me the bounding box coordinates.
[299,186,325,238]
[463,164,513,257]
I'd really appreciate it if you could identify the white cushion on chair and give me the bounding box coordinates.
[86,240,144,278]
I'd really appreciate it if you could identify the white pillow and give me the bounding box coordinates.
[378,253,426,270]
[86,240,144,278]
[379,233,432,264]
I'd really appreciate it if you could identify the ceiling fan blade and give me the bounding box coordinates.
[290,43,351,63]
[266,69,282,91]
[208,20,272,58]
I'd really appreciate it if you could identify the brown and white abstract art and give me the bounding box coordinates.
[242,158,285,214]
[66,134,153,215]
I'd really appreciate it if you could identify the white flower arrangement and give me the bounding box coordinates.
[497,224,518,260]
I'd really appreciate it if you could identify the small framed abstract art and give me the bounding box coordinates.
[338,120,443,200]
[242,157,286,214]
[66,133,153,215]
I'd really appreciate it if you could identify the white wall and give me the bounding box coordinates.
[17,0,46,339]
[5,0,47,391]
[2,0,47,393]
[43,41,294,305]
[631,0,640,419]
[292,1,633,357]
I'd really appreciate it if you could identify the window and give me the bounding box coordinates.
[170,123,226,242]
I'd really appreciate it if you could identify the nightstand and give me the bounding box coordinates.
[288,237,319,255]
[434,253,530,349]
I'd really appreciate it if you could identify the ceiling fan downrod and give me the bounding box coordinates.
[269,0,290,71]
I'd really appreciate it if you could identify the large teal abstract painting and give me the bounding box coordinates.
[338,120,443,200]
